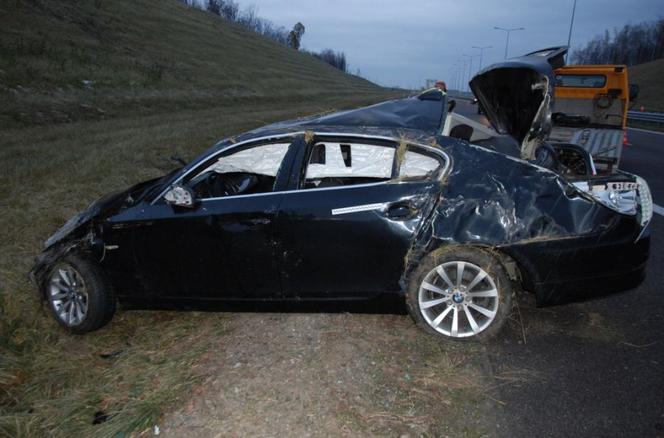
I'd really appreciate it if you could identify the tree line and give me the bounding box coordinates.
[305,49,347,73]
[178,0,349,73]
[572,18,664,66]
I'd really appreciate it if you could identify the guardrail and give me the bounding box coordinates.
[627,111,664,123]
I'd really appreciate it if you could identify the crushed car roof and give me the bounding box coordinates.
[229,93,448,146]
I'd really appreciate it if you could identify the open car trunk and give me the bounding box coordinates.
[468,47,567,161]
[462,47,648,220]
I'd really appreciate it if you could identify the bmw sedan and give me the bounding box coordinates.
[31,47,652,341]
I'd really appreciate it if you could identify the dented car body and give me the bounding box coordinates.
[32,48,652,339]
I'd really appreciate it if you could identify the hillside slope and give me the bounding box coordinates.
[629,58,664,112]
[0,0,387,128]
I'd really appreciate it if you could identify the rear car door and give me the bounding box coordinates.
[274,135,448,298]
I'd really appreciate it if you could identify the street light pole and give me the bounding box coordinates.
[472,45,492,71]
[464,54,480,87]
[461,55,473,92]
[462,55,472,86]
[494,26,525,59]
[566,0,577,61]
[452,64,459,91]
[456,64,466,91]
[457,58,465,91]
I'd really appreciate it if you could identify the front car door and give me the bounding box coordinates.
[274,134,449,299]
[125,136,300,301]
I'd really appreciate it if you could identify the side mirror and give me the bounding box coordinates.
[448,99,457,113]
[629,83,639,101]
[164,185,197,208]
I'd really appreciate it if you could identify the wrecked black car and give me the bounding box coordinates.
[32,47,652,341]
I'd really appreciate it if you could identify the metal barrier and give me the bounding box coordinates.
[628,111,664,123]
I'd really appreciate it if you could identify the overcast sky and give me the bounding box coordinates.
[245,0,662,89]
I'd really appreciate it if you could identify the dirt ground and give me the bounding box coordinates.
[159,310,499,437]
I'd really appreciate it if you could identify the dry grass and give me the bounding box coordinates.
[0,0,386,128]
[629,58,664,113]
[0,2,417,435]
[160,313,492,437]
[0,94,398,437]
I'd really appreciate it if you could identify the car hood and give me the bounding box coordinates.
[469,47,568,160]
[44,175,168,249]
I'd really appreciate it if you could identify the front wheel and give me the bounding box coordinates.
[406,247,513,342]
[43,255,116,334]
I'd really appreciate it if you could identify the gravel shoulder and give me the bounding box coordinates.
[160,308,501,437]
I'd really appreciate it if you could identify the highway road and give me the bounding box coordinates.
[451,101,664,437]
[489,129,663,438]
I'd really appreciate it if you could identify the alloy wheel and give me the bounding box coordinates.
[48,264,89,327]
[418,261,499,338]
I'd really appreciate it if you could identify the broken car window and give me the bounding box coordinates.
[399,150,441,178]
[304,142,395,188]
[189,143,290,198]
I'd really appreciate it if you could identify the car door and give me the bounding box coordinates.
[274,136,448,299]
[127,137,298,300]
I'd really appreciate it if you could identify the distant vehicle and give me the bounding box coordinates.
[549,61,637,173]
[32,48,652,342]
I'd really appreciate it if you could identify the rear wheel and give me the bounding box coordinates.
[406,247,513,342]
[44,255,116,334]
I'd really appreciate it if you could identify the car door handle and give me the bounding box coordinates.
[238,217,271,226]
[385,202,417,219]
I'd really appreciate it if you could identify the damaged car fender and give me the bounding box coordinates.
[401,136,649,304]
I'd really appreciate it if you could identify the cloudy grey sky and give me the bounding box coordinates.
[246,0,662,89]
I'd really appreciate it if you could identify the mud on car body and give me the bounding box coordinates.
[31,47,652,341]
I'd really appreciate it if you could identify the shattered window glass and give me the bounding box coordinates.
[189,142,291,199]
[206,143,290,177]
[304,142,394,188]
[400,150,440,178]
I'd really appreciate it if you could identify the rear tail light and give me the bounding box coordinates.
[583,176,652,227]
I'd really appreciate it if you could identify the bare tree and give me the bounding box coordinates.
[206,0,221,16]
[572,18,664,65]
[309,48,348,72]
[237,5,258,29]
[220,0,239,21]
[287,22,305,50]
[181,0,349,69]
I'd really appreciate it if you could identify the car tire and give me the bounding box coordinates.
[406,246,513,342]
[43,254,116,334]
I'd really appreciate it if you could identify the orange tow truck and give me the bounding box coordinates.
[549,64,638,173]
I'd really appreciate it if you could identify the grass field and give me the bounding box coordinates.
[629,58,664,113]
[0,0,500,435]
[0,0,385,129]
[0,95,410,437]
[0,0,410,435]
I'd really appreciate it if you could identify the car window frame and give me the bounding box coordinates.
[151,134,300,204]
[299,139,399,190]
[151,132,451,204]
[185,141,293,200]
[395,145,446,181]
[296,138,447,190]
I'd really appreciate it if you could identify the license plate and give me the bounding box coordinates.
[606,181,637,191]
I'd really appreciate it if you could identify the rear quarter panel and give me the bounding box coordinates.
[402,137,644,299]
